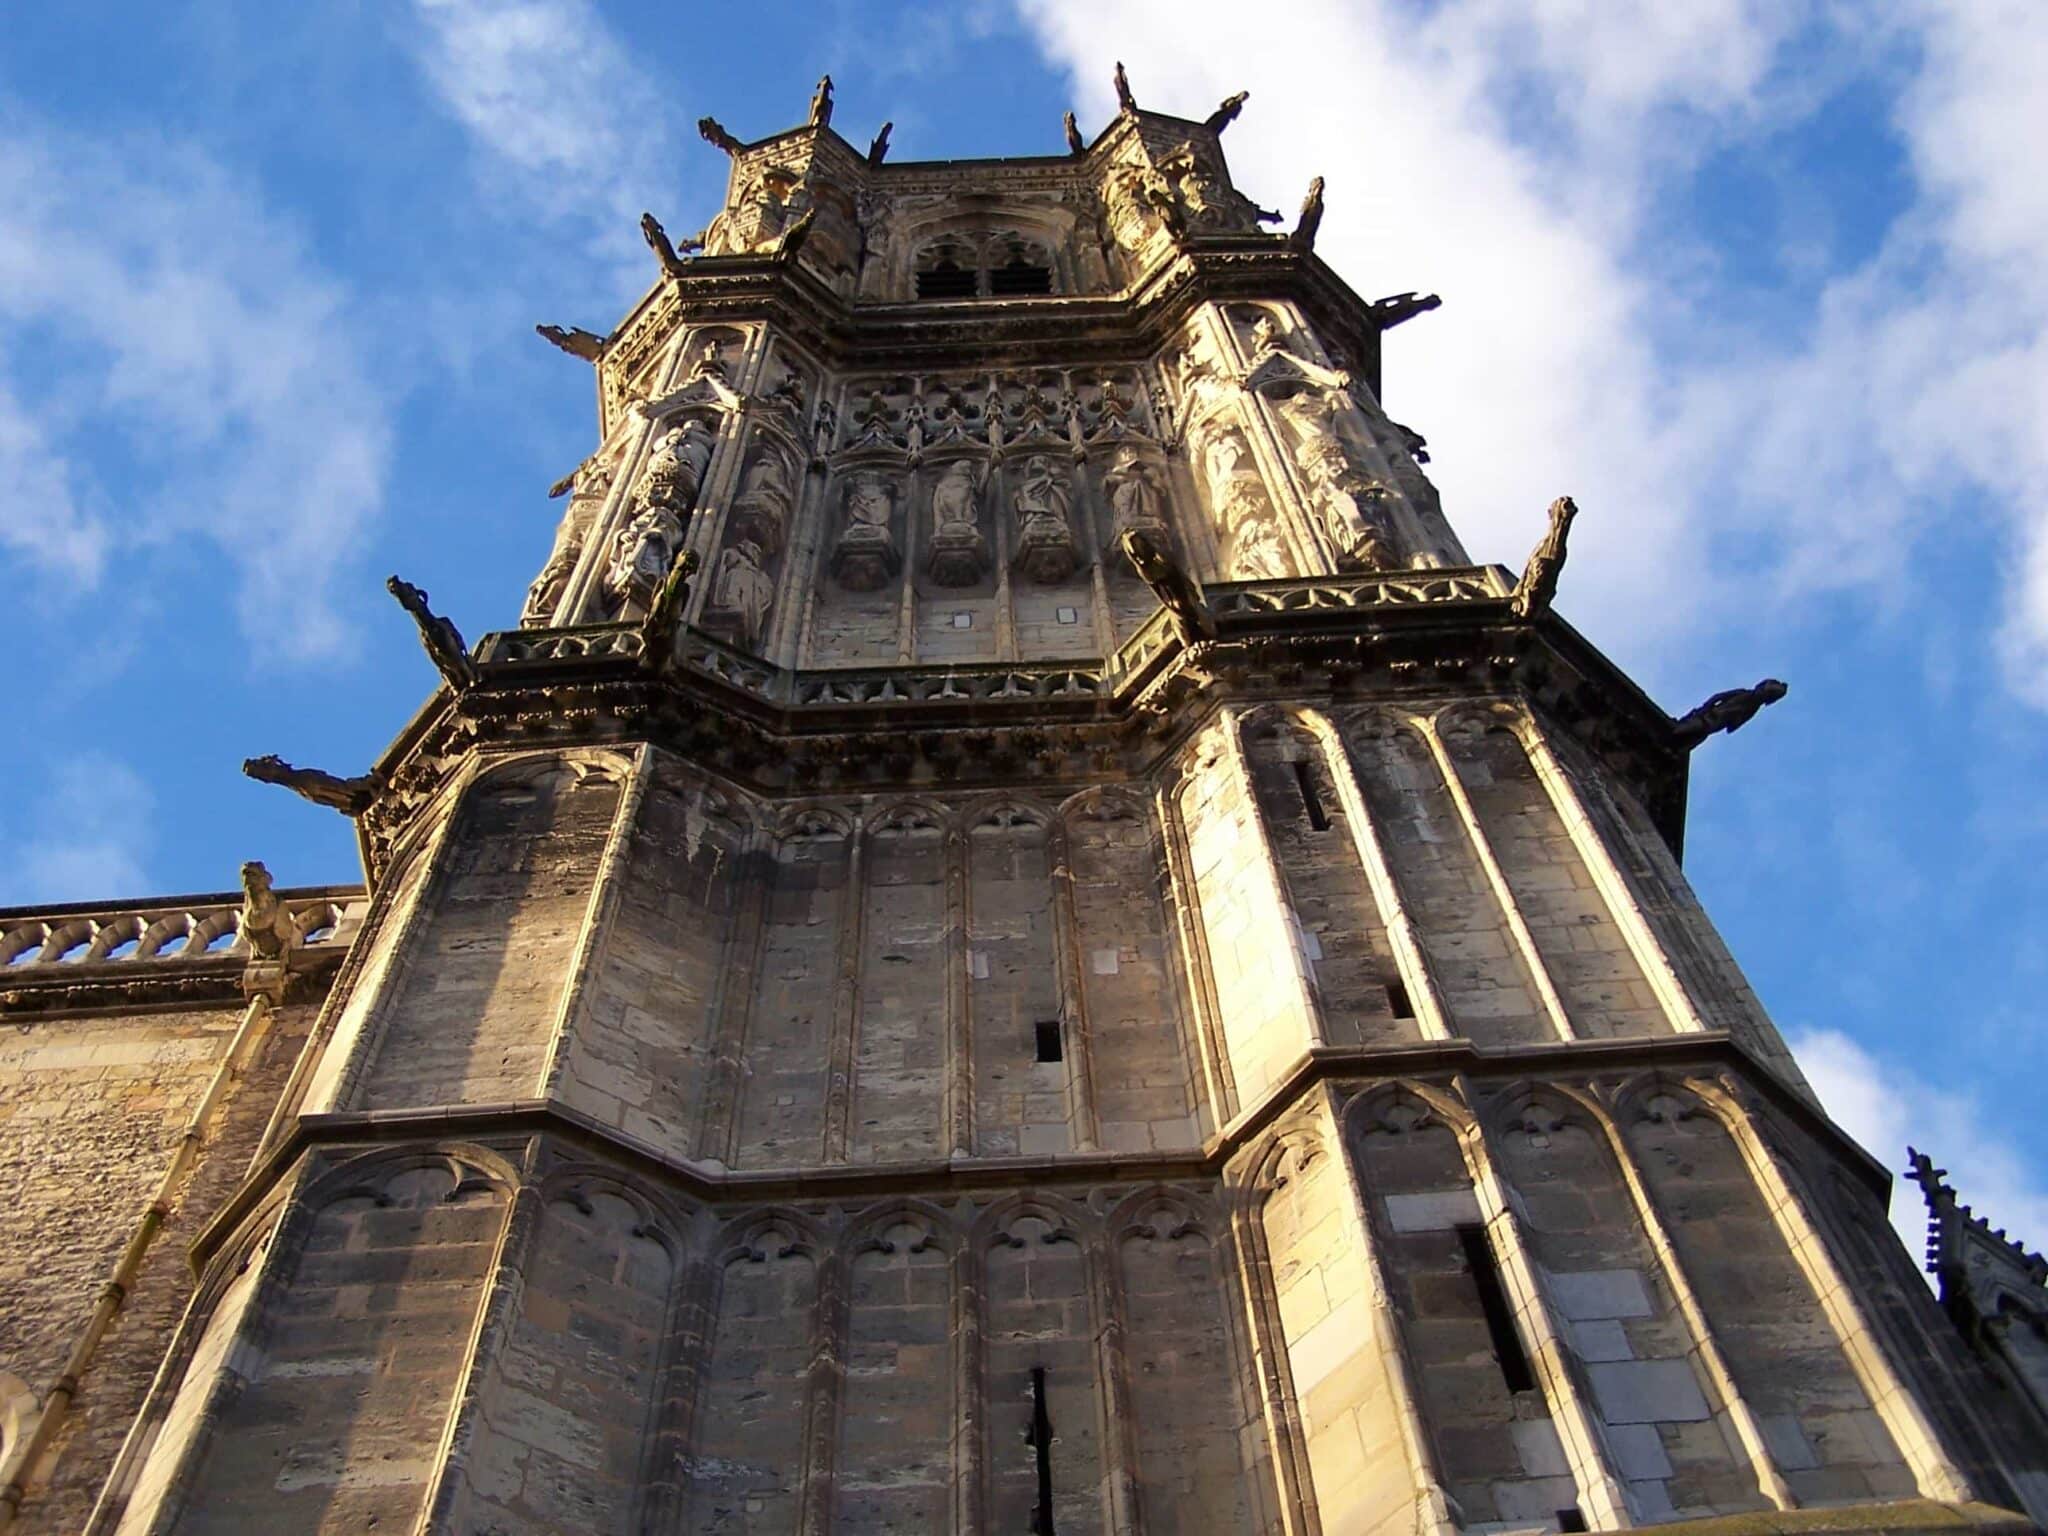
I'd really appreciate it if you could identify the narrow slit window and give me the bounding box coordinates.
[1034,1020,1064,1063]
[1456,1222,1536,1393]
[1292,759,1331,830]
[1028,1366,1056,1534]
[1386,978,1415,1019]
[1557,1509,1588,1533]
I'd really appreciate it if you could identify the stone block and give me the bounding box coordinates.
[1384,1188,1482,1233]
[1585,1359,1711,1424]
[1547,1267,1652,1320]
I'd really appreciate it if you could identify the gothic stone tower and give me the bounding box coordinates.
[35,75,2048,1536]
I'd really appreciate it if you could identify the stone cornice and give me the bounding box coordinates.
[185,1028,1889,1274]
[356,568,1689,883]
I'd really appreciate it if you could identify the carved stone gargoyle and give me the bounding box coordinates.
[535,323,604,361]
[1206,91,1249,133]
[1063,111,1086,156]
[640,212,698,279]
[778,208,817,262]
[238,860,296,961]
[387,575,478,693]
[1290,177,1324,253]
[1671,679,1788,749]
[1509,496,1576,621]
[640,547,701,673]
[698,116,743,156]
[1118,528,1215,643]
[1369,291,1442,330]
[242,755,381,816]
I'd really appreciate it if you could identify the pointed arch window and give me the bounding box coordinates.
[913,232,1056,299]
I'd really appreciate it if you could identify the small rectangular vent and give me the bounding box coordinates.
[1035,1020,1064,1063]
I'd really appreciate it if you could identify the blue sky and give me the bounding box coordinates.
[2,0,2044,1256]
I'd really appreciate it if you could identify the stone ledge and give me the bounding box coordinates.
[1624,1500,2036,1536]
[187,1030,1889,1273]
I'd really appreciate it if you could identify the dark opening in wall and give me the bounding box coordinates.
[1292,759,1331,830]
[1456,1222,1537,1393]
[1029,1365,1056,1534]
[916,262,979,299]
[1386,978,1415,1019]
[989,258,1054,296]
[1558,1508,1588,1532]
[1035,1020,1064,1063]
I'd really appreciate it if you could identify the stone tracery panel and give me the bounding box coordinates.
[360,755,626,1110]
[849,804,948,1163]
[836,1206,956,1529]
[1114,1191,1263,1534]
[683,1217,820,1536]
[446,1179,682,1535]
[1346,1086,1576,1528]
[967,802,1068,1158]
[150,1152,511,1535]
[1621,1082,1915,1506]
[1241,709,1415,1049]
[978,1201,1109,1532]
[1342,712,1555,1048]
[1437,711,1668,1040]
[734,809,852,1168]
[1060,791,1203,1152]
[1489,1086,1770,1519]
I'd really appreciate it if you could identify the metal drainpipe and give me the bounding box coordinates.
[0,992,275,1528]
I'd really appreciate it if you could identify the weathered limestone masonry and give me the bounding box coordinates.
[2,71,2045,1536]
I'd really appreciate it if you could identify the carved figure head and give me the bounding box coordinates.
[239,860,274,902]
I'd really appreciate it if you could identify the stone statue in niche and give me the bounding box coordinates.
[1103,444,1169,540]
[1103,162,1178,250]
[1162,147,1236,231]
[718,167,797,254]
[522,461,612,626]
[703,538,776,651]
[831,471,901,590]
[1160,143,1276,232]
[638,418,715,514]
[1218,479,1291,579]
[604,503,688,617]
[925,458,990,586]
[1011,454,1079,584]
[1295,431,1395,569]
[728,445,795,557]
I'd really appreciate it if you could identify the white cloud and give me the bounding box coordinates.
[401,0,685,278]
[1013,0,2048,703]
[1793,1026,2048,1272]
[0,376,105,584]
[0,754,154,906]
[0,126,389,660]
